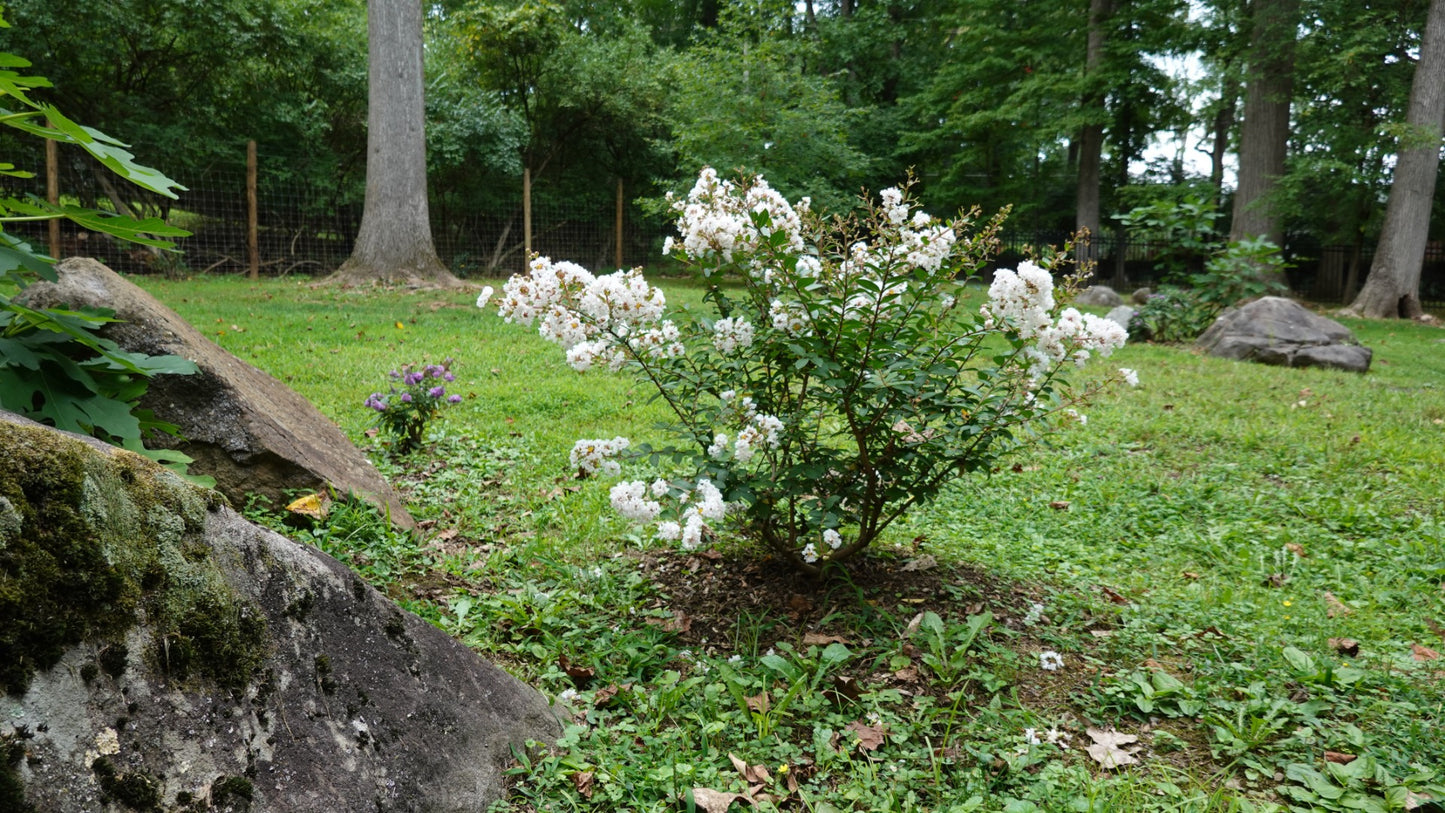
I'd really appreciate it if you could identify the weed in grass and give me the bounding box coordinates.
[138,276,1445,812]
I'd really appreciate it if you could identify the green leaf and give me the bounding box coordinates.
[1282,646,1317,676]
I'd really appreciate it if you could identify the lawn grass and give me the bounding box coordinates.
[136,274,1445,812]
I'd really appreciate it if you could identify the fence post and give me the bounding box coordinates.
[46,133,59,259]
[523,166,532,259]
[247,140,259,280]
[615,178,623,270]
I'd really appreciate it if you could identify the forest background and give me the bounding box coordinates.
[0,0,1440,304]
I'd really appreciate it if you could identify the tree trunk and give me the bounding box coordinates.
[1075,0,1112,278]
[1229,0,1298,287]
[327,0,461,288]
[1209,74,1238,205]
[1344,0,1445,319]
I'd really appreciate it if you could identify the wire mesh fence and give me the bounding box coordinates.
[3,142,1441,309]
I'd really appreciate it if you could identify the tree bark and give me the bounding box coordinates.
[327,0,461,288]
[1075,0,1112,278]
[1229,0,1298,287]
[1344,0,1445,319]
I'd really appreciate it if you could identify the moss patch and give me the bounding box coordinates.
[0,420,268,695]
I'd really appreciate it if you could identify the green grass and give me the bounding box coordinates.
[138,274,1445,812]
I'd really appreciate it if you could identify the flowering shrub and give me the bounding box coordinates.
[363,359,462,453]
[482,168,1134,573]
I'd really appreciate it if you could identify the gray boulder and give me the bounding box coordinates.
[0,410,559,812]
[16,257,413,527]
[1196,296,1372,373]
[1075,285,1123,307]
[1131,287,1153,305]
[1105,305,1137,330]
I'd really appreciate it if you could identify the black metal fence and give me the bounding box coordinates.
[4,147,1442,309]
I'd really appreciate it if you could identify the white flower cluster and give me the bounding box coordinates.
[711,316,755,354]
[570,437,630,477]
[802,528,845,564]
[982,261,1129,381]
[495,256,676,373]
[666,167,807,264]
[654,478,729,550]
[706,392,785,464]
[609,480,663,522]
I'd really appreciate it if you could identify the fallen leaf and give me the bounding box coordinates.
[1324,751,1357,765]
[1181,571,1201,580]
[745,691,770,715]
[788,594,814,613]
[1324,591,1353,618]
[1329,638,1360,657]
[687,787,751,812]
[1089,629,1115,638]
[1405,790,1439,811]
[285,492,330,521]
[662,610,692,633]
[728,752,771,784]
[557,654,595,688]
[845,720,886,752]
[900,554,937,572]
[572,771,595,798]
[1285,543,1307,557]
[1100,586,1130,605]
[1085,728,1141,769]
[1049,500,1071,511]
[902,612,926,639]
[593,683,627,708]
[826,675,862,703]
[1412,643,1441,661]
[802,632,847,646]
[1264,572,1288,588]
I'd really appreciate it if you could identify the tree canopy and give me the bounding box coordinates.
[0,0,1439,293]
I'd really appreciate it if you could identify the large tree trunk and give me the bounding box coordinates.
[1075,0,1112,278]
[1229,0,1298,287]
[327,0,461,288]
[1344,0,1445,319]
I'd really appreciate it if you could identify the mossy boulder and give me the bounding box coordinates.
[0,411,559,811]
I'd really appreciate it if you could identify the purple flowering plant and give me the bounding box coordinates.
[363,358,462,453]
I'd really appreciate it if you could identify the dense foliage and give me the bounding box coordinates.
[0,0,1439,249]
[0,15,198,469]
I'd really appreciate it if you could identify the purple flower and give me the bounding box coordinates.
[404,371,424,386]
[443,372,456,382]
[428,386,445,398]
[447,394,462,404]
[400,393,413,403]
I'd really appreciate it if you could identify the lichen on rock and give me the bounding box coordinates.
[0,414,267,697]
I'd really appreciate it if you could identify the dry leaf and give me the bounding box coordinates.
[1405,790,1438,811]
[687,787,751,812]
[845,720,886,752]
[900,554,937,572]
[727,753,771,784]
[903,612,925,639]
[1324,591,1353,618]
[1329,638,1360,657]
[1181,571,1201,580]
[1324,751,1357,765]
[572,771,595,798]
[557,654,595,688]
[1412,643,1441,661]
[1285,543,1307,557]
[802,632,848,646]
[285,492,330,521]
[1265,572,1288,588]
[826,675,863,703]
[1089,629,1115,638]
[1049,500,1071,511]
[745,691,770,715]
[1100,586,1130,605]
[1085,728,1141,769]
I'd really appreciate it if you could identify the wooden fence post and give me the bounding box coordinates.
[46,134,60,259]
[615,178,623,270]
[523,166,532,260]
[247,140,259,280]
